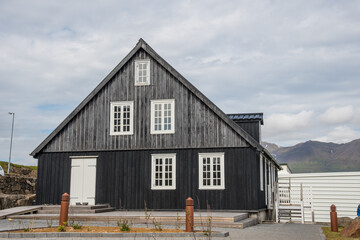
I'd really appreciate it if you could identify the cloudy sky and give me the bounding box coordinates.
[0,0,359,166]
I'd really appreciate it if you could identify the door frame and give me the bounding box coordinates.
[69,156,98,205]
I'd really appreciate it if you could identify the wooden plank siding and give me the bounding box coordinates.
[42,49,248,153]
[234,122,261,142]
[36,147,263,210]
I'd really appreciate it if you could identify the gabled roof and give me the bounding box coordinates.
[227,113,264,125]
[30,39,280,168]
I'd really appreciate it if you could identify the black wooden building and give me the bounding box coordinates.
[31,39,280,211]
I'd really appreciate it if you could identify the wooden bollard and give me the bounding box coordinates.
[59,193,70,226]
[330,204,338,232]
[186,197,194,232]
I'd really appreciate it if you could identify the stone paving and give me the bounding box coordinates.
[0,219,326,239]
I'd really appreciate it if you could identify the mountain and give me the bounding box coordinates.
[262,139,360,173]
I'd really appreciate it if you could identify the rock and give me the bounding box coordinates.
[26,179,35,187]
[340,218,360,238]
[338,217,355,228]
[11,184,21,192]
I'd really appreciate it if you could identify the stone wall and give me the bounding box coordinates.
[0,175,36,194]
[0,193,36,210]
[0,175,36,210]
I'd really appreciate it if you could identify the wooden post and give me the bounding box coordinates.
[310,186,315,223]
[300,183,304,224]
[330,204,338,232]
[185,197,194,232]
[59,193,70,226]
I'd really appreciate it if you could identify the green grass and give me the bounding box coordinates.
[322,227,359,240]
[0,160,37,173]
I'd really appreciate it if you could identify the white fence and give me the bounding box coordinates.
[278,171,360,223]
[277,183,314,223]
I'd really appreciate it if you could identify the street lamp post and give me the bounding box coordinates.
[8,112,15,174]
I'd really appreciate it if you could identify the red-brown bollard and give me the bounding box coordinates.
[59,193,70,226]
[186,197,194,232]
[330,204,338,232]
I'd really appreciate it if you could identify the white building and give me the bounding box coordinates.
[278,166,360,223]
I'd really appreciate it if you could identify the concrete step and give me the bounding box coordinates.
[233,213,248,222]
[237,217,258,228]
[38,204,114,214]
[41,204,110,210]
[8,214,258,229]
[37,207,115,214]
[8,214,256,228]
[94,207,115,213]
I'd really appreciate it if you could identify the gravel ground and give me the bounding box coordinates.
[0,219,326,240]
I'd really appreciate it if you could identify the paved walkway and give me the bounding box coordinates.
[224,223,326,240]
[0,219,325,239]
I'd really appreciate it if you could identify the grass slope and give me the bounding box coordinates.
[0,160,37,173]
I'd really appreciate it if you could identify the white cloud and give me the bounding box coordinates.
[263,110,314,134]
[315,126,359,143]
[318,105,354,124]
[1,1,360,165]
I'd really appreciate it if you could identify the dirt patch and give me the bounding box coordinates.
[10,226,186,233]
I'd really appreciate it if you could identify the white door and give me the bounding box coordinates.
[70,157,97,205]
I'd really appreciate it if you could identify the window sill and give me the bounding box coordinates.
[110,132,134,136]
[199,187,225,190]
[150,131,175,134]
[135,82,150,86]
[151,187,176,190]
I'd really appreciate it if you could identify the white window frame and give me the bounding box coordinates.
[135,60,150,86]
[260,154,264,191]
[110,101,134,135]
[151,154,176,190]
[198,152,225,190]
[150,99,175,134]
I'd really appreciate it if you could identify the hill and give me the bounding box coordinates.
[0,161,37,177]
[262,139,360,173]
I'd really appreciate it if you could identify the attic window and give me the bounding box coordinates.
[135,60,150,86]
[110,101,134,135]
